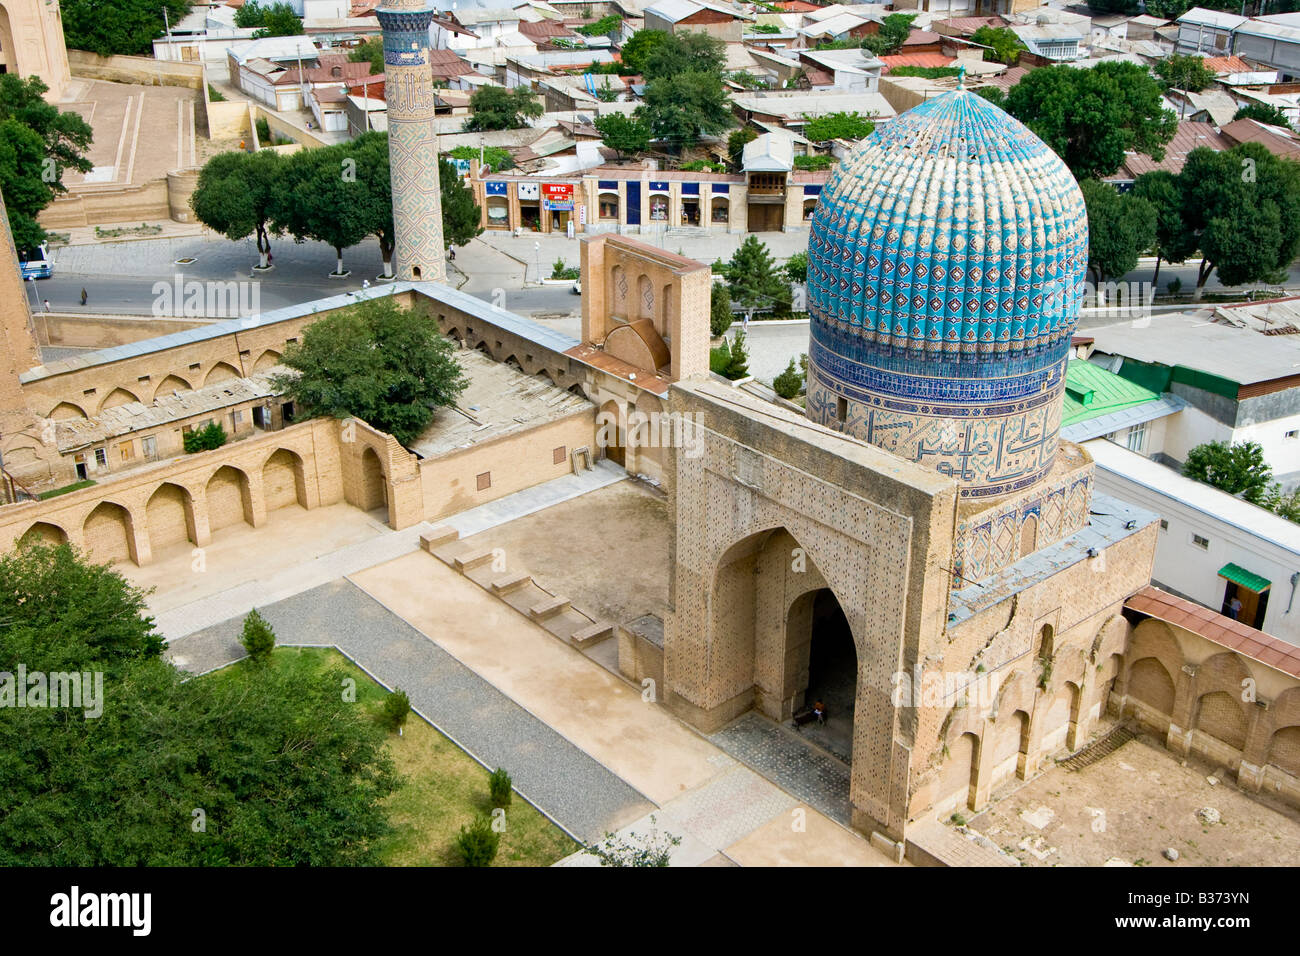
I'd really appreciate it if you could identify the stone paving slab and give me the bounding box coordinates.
[709,712,852,827]
[169,579,655,843]
[657,764,797,852]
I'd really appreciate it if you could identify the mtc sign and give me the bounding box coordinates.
[542,183,574,211]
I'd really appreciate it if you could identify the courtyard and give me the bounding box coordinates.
[968,730,1300,867]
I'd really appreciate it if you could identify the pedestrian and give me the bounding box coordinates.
[42,299,50,313]
[448,247,456,262]
[1228,596,1243,620]
[361,279,371,290]
[812,699,826,725]
[80,287,87,306]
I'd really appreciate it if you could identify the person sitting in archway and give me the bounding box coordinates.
[812,699,826,725]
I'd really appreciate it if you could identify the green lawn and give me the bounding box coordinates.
[210,647,578,866]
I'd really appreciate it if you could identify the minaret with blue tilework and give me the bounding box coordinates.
[804,89,1089,500]
[376,0,446,283]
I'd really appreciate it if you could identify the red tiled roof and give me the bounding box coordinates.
[1201,55,1254,74]
[880,53,957,72]
[1219,118,1300,160]
[347,78,384,99]
[932,15,1005,35]
[804,66,834,86]
[427,47,477,79]
[1107,120,1230,181]
[518,19,581,41]
[1126,585,1300,679]
[902,30,942,46]
[775,0,821,10]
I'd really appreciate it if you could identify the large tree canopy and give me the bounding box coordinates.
[0,75,93,251]
[272,296,468,446]
[0,543,397,866]
[1079,178,1156,285]
[1004,62,1176,180]
[1179,142,1300,290]
[1183,440,1273,504]
[462,86,544,132]
[61,0,193,57]
[639,71,732,150]
[189,149,284,268]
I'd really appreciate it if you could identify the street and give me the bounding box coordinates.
[30,228,1300,387]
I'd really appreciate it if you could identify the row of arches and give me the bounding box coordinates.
[44,351,283,420]
[1120,618,1300,794]
[15,448,309,566]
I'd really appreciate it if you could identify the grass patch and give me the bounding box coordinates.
[38,479,96,500]
[209,647,576,866]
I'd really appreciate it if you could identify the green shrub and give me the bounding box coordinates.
[255,116,271,144]
[709,340,731,375]
[380,688,411,733]
[182,422,228,454]
[551,258,581,280]
[773,358,803,399]
[208,84,226,102]
[711,332,750,380]
[488,767,512,808]
[793,154,835,171]
[710,284,733,337]
[240,608,276,664]
[456,815,500,866]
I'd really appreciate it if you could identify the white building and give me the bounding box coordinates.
[1087,438,1300,646]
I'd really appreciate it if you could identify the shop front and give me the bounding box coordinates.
[542,182,575,233]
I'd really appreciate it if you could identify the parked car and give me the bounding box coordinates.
[571,279,581,295]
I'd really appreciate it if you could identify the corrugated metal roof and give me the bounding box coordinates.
[1061,358,1161,426]
[1059,395,1187,442]
[1219,562,1272,592]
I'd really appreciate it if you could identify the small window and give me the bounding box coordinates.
[138,375,150,383]
[1191,533,1210,550]
[1286,430,1299,442]
[476,471,491,491]
[1126,421,1147,453]
[232,409,243,427]
[836,396,848,423]
[286,338,298,345]
[189,363,201,371]
[83,388,96,396]
[1159,519,1169,532]
[119,441,135,462]
[553,445,566,465]
[94,447,108,468]
[142,436,157,459]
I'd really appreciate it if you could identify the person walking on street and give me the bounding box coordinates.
[80,288,87,306]
[42,299,50,313]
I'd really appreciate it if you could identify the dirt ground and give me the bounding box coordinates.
[969,731,1300,866]
[461,480,671,627]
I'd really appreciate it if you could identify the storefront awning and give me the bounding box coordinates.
[1218,563,1271,593]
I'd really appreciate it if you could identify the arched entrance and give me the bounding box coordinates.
[787,587,857,762]
[359,447,387,513]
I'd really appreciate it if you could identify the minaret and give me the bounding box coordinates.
[376,0,447,283]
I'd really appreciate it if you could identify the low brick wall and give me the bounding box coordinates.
[68,50,204,89]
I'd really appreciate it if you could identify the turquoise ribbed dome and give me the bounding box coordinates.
[803,90,1090,499]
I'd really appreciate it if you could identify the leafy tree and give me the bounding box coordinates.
[640,71,732,150]
[1132,170,1196,286]
[1178,142,1300,292]
[595,79,621,102]
[619,29,670,75]
[577,14,622,37]
[1004,62,1176,180]
[729,70,770,90]
[710,283,733,337]
[727,235,790,312]
[1087,0,1139,13]
[1264,484,1300,523]
[0,76,94,250]
[240,609,276,663]
[0,545,398,866]
[237,1,303,36]
[803,111,874,142]
[448,144,514,172]
[380,688,411,733]
[595,113,651,160]
[1079,178,1156,286]
[349,37,384,75]
[728,127,757,169]
[463,86,544,131]
[785,251,808,284]
[1233,102,1294,131]
[643,31,725,80]
[973,86,1005,107]
[1144,0,1192,19]
[271,297,468,446]
[440,156,484,250]
[488,768,512,808]
[190,149,284,268]
[0,541,162,674]
[582,815,681,866]
[724,330,750,378]
[457,816,500,866]
[860,13,915,56]
[182,422,228,453]
[971,25,1027,65]
[1183,440,1272,503]
[272,144,372,275]
[1154,54,1217,93]
[61,0,192,57]
[773,358,803,399]
[793,155,834,170]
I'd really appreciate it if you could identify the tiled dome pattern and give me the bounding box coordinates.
[803,90,1089,499]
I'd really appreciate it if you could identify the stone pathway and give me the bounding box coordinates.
[169,579,654,843]
[709,712,853,827]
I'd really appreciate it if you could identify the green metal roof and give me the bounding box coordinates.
[1218,563,1272,593]
[1061,360,1161,428]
